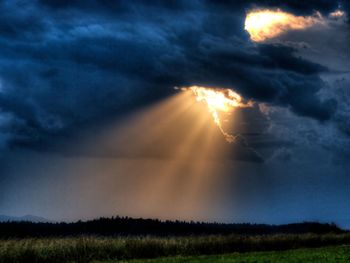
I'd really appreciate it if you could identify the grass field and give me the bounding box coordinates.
[1,234,350,263]
[119,245,350,263]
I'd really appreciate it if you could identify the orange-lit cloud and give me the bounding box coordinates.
[329,10,345,18]
[181,86,252,143]
[245,9,324,42]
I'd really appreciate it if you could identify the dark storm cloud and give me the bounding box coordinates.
[39,0,191,12]
[0,2,47,40]
[0,0,347,157]
[206,0,339,14]
[341,2,350,24]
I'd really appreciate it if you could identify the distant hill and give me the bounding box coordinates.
[0,216,345,238]
[0,214,52,223]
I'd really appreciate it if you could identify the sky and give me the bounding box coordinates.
[0,0,350,227]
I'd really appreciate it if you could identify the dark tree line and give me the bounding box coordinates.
[0,216,344,238]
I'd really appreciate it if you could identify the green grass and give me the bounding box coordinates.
[1,234,350,263]
[104,246,350,263]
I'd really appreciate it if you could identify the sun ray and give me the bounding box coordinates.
[181,86,252,143]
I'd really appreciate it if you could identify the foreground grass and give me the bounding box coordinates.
[119,245,350,263]
[1,234,350,263]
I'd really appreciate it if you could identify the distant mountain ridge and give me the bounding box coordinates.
[0,214,52,223]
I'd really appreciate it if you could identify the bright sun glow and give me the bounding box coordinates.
[181,86,252,143]
[245,9,323,42]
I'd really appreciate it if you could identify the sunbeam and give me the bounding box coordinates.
[180,86,252,143]
[57,91,246,220]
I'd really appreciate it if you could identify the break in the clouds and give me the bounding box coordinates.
[0,0,348,160]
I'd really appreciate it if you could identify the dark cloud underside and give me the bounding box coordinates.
[0,0,348,157]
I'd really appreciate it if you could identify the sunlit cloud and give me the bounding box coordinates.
[245,9,324,42]
[180,86,252,143]
[329,10,345,18]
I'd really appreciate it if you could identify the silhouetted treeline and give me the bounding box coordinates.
[0,216,344,238]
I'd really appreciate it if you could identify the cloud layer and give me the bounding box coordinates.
[0,0,348,156]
